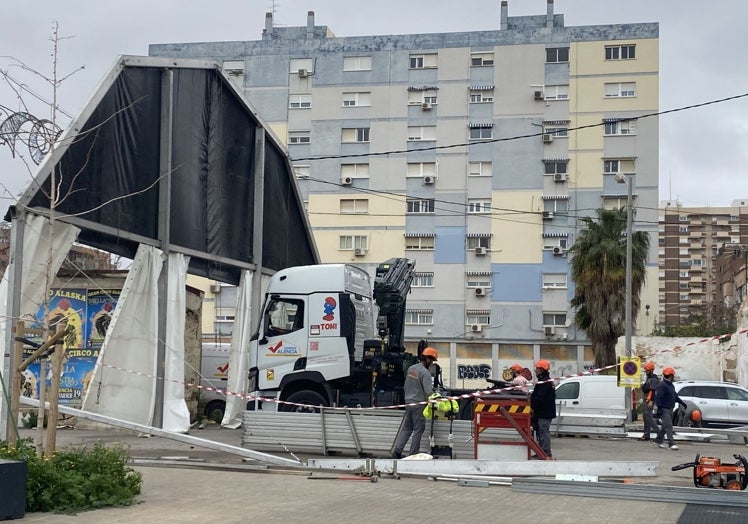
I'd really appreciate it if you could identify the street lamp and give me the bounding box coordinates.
[615,173,633,422]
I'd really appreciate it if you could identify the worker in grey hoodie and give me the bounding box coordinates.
[392,347,437,458]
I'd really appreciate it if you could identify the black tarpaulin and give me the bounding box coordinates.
[16,57,318,283]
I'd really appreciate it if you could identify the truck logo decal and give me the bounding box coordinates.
[268,341,283,353]
[322,296,337,321]
[217,363,229,374]
[267,340,301,356]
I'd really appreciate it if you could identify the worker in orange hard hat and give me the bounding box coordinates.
[530,359,556,459]
[509,364,529,394]
[391,347,438,459]
[654,367,687,450]
[639,362,660,441]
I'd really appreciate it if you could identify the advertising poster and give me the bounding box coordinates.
[20,288,118,408]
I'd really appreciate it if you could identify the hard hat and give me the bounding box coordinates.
[643,362,655,371]
[535,359,550,371]
[510,364,523,371]
[421,347,438,361]
[662,367,675,377]
[691,409,702,422]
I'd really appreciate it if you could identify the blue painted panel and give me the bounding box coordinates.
[493,264,542,302]
[435,227,466,264]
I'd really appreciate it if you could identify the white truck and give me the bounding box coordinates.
[247,258,419,410]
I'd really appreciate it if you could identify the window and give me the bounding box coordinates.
[407,162,437,178]
[678,226,688,233]
[407,199,435,214]
[542,274,568,288]
[469,127,493,140]
[343,56,372,71]
[406,310,433,325]
[543,199,568,213]
[605,44,636,60]
[405,236,435,250]
[289,94,311,109]
[288,131,310,144]
[466,236,491,249]
[466,278,490,288]
[546,47,569,63]
[290,58,314,74]
[556,381,580,400]
[342,127,370,143]
[341,163,370,179]
[468,199,491,214]
[412,272,434,287]
[340,198,369,214]
[726,387,748,402]
[679,294,689,301]
[604,160,620,174]
[604,82,636,98]
[467,312,490,325]
[544,85,569,100]
[339,235,368,251]
[409,53,438,69]
[469,90,494,103]
[679,283,689,290]
[679,271,689,278]
[542,237,568,250]
[342,92,371,107]
[543,312,567,326]
[546,127,568,138]
[408,90,438,105]
[264,298,304,337]
[469,161,492,177]
[544,161,568,175]
[604,120,636,135]
[293,165,310,178]
[407,126,436,141]
[471,52,494,66]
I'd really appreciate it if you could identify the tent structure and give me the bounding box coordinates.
[1,56,319,439]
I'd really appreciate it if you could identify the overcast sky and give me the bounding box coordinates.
[1,0,746,208]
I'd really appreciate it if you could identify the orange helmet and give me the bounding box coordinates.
[535,359,551,371]
[643,362,655,372]
[691,409,702,422]
[421,347,438,361]
[510,364,523,371]
[662,367,675,377]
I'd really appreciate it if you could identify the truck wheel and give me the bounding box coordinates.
[282,391,328,413]
[204,400,226,423]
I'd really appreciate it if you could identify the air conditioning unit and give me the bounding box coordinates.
[354,248,366,257]
[421,102,432,110]
[474,246,487,255]
[552,246,565,256]
[298,68,309,78]
[474,287,486,296]
[534,90,545,100]
[544,326,555,337]
[542,211,554,220]
[553,173,567,182]
[471,324,482,333]
[210,284,221,294]
[341,176,353,185]
[423,175,435,185]
[542,134,554,143]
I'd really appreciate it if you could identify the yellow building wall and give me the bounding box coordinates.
[491,190,543,264]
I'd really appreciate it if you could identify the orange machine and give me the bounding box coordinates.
[672,454,748,490]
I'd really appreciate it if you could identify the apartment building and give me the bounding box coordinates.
[150,1,660,384]
[659,199,748,328]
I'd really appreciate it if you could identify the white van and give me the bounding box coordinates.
[200,343,231,421]
[555,375,626,411]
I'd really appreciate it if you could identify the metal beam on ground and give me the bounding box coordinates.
[512,477,748,507]
[20,397,301,467]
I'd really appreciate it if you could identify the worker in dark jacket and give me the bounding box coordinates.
[392,347,437,458]
[639,362,660,441]
[654,367,687,450]
[530,359,556,459]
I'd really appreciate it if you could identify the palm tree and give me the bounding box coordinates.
[569,208,650,368]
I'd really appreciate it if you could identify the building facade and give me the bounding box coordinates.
[659,199,748,329]
[150,1,660,385]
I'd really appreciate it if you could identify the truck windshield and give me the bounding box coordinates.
[265,298,304,337]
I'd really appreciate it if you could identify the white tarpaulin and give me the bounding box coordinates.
[0,213,79,433]
[221,269,252,426]
[162,252,190,433]
[81,244,162,426]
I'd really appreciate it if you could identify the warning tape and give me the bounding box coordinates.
[89,328,747,412]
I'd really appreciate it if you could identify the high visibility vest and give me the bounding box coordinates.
[423,393,459,420]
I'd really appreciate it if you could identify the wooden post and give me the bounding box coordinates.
[8,321,25,447]
[45,327,65,457]
[36,359,47,455]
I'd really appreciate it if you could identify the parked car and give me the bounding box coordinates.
[673,381,748,428]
